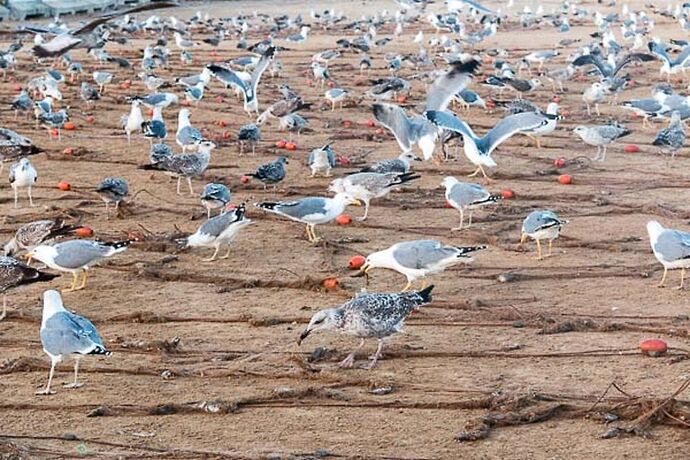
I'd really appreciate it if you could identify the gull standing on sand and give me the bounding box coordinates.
[237,123,261,155]
[573,123,631,161]
[298,286,434,369]
[357,240,486,291]
[520,210,568,260]
[4,219,74,257]
[255,193,361,243]
[582,82,606,116]
[308,144,336,177]
[442,177,501,230]
[27,239,134,292]
[0,256,57,321]
[95,177,129,219]
[123,99,144,145]
[9,157,37,208]
[175,108,203,153]
[142,139,215,195]
[647,220,690,289]
[0,128,40,174]
[142,106,167,144]
[182,204,251,261]
[653,111,685,158]
[37,290,110,395]
[247,156,288,190]
[424,109,549,180]
[359,152,419,175]
[329,172,419,221]
[200,183,231,218]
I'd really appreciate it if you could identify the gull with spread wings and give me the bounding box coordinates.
[373,59,480,161]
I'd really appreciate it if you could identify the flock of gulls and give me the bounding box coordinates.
[2,0,690,391]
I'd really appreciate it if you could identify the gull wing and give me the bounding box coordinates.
[425,59,480,111]
[72,1,179,36]
[613,52,656,76]
[206,64,250,101]
[372,103,416,151]
[423,110,477,140]
[572,53,610,76]
[480,112,548,155]
[249,46,275,97]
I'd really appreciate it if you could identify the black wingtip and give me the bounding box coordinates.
[451,58,481,76]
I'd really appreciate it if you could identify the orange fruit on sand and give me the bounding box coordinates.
[285,142,297,151]
[335,214,352,225]
[322,277,340,290]
[240,175,251,184]
[75,227,94,237]
[558,174,573,185]
[640,338,668,357]
[348,255,366,270]
[500,189,515,199]
[63,121,76,130]
[57,181,71,191]
[275,140,287,148]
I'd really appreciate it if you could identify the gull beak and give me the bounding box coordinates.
[352,264,371,285]
[412,156,423,162]
[348,199,362,206]
[23,251,33,263]
[297,329,311,345]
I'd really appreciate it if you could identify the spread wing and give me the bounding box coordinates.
[372,103,415,151]
[480,112,548,155]
[425,59,480,111]
[72,1,179,36]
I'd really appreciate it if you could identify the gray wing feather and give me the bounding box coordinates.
[425,60,479,111]
[480,112,548,154]
[449,183,489,206]
[392,240,457,269]
[655,230,690,261]
[272,197,327,219]
[372,103,414,151]
[52,240,111,268]
[41,311,103,356]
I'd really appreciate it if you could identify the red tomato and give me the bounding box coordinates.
[63,147,75,155]
[554,157,566,168]
[624,144,640,153]
[501,189,515,199]
[640,338,668,357]
[365,119,376,128]
[335,214,352,225]
[285,142,297,151]
[558,174,573,185]
[57,181,71,191]
[75,227,93,237]
[240,175,251,184]
[323,277,340,290]
[63,121,76,130]
[348,255,366,270]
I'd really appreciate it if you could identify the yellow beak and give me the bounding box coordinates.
[349,199,362,206]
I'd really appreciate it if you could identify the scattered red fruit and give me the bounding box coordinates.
[75,227,94,237]
[240,175,251,184]
[217,120,228,127]
[341,120,353,128]
[560,110,570,118]
[120,81,131,90]
[85,115,96,124]
[348,255,366,270]
[558,174,573,185]
[63,121,76,130]
[62,147,75,155]
[336,155,351,166]
[624,144,640,153]
[500,189,515,199]
[13,84,22,92]
[57,181,71,191]
[222,131,232,139]
[551,95,561,103]
[327,80,336,88]
[285,142,297,151]
[215,95,224,103]
[640,338,668,357]
[335,214,352,225]
[322,277,340,290]
[50,128,60,139]
[396,94,407,103]
[485,100,496,109]
[275,139,287,148]
[374,128,384,135]
[365,119,376,128]
[554,157,566,168]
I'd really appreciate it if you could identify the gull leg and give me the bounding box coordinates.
[63,359,84,389]
[13,187,18,208]
[63,272,79,292]
[535,239,543,260]
[600,145,607,161]
[676,268,686,290]
[468,212,473,228]
[0,295,6,321]
[401,280,412,292]
[586,104,591,116]
[595,104,600,116]
[451,209,465,232]
[468,166,481,177]
[220,246,232,259]
[176,177,182,195]
[203,246,220,262]
[547,240,553,257]
[310,225,321,243]
[28,186,35,207]
[36,359,57,395]
[207,208,211,219]
[366,339,385,369]
[658,267,668,288]
[535,137,542,149]
[356,200,370,221]
[305,225,315,243]
[339,338,365,368]
[76,271,88,290]
[592,146,601,161]
[187,178,194,195]
[105,202,110,220]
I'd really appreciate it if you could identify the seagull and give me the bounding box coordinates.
[308,144,336,177]
[9,157,37,208]
[37,290,110,395]
[441,177,502,230]
[501,99,561,148]
[27,239,134,292]
[298,285,434,369]
[237,123,261,155]
[573,122,631,161]
[80,82,99,106]
[255,193,361,243]
[582,82,606,116]
[30,2,177,58]
[328,172,420,221]
[184,81,205,105]
[247,156,288,190]
[373,59,480,161]
[39,109,69,141]
[95,177,129,219]
[132,92,179,110]
[200,183,231,218]
[520,210,568,260]
[0,128,41,174]
[653,111,685,158]
[175,108,203,153]
[648,41,690,82]
[92,71,113,94]
[324,88,348,111]
[357,240,486,291]
[206,46,275,116]
[142,139,215,195]
[0,256,57,321]
[182,203,252,261]
[424,109,550,180]
[11,91,33,120]
[141,106,166,144]
[4,219,74,258]
[359,152,420,175]
[123,99,144,145]
[647,220,690,289]
[572,51,656,98]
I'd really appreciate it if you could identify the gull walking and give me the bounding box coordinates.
[9,157,37,208]
[647,220,690,289]
[442,177,501,230]
[520,210,568,260]
[182,204,251,261]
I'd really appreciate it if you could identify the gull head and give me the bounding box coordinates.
[441,176,459,189]
[298,308,339,345]
[328,178,346,194]
[646,220,665,244]
[572,126,587,138]
[25,245,56,266]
